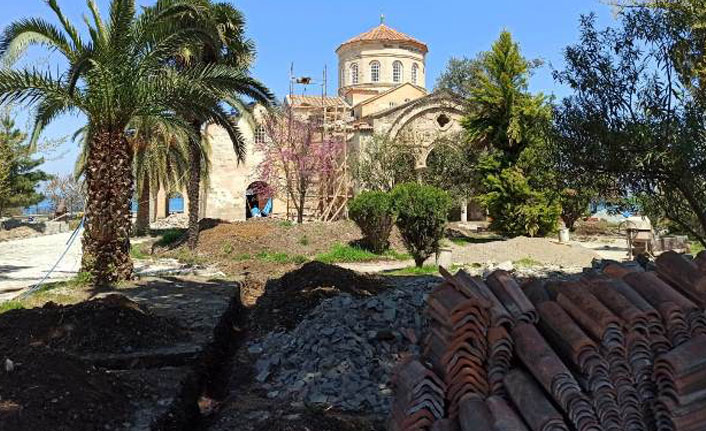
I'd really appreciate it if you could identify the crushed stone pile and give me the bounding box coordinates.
[249,278,435,413]
[150,213,188,230]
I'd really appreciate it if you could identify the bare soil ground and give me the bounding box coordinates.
[449,236,600,267]
[157,219,406,287]
[0,295,187,431]
[0,294,187,355]
[250,261,389,334]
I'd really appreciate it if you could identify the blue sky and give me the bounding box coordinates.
[1,0,617,175]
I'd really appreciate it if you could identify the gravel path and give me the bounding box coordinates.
[450,236,599,267]
[0,232,82,301]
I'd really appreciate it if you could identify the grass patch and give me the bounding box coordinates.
[0,300,25,314]
[1,272,94,312]
[278,220,294,228]
[388,265,440,276]
[298,235,309,246]
[514,257,542,268]
[172,248,207,266]
[155,228,186,247]
[315,243,410,264]
[232,252,252,261]
[130,243,149,259]
[255,251,308,265]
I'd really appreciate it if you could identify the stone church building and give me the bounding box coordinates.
[150,20,472,223]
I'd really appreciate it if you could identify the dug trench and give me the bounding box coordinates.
[0,277,248,431]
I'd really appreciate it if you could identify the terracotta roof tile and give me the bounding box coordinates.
[286,95,350,109]
[337,23,428,53]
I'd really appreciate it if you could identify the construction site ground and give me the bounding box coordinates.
[0,218,648,430]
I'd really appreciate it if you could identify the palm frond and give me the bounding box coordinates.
[0,18,74,64]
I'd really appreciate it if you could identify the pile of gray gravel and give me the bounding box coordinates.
[248,278,435,414]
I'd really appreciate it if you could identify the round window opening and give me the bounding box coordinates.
[437,114,451,128]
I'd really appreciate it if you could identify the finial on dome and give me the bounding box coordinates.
[380,14,385,25]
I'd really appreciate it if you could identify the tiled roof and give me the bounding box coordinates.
[286,95,350,109]
[389,251,706,431]
[337,23,428,53]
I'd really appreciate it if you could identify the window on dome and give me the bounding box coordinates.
[412,63,419,85]
[350,63,359,85]
[370,61,380,83]
[393,61,403,83]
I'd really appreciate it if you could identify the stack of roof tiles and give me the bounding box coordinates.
[388,251,706,431]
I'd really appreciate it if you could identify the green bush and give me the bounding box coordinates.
[349,191,397,253]
[480,167,560,238]
[391,183,452,267]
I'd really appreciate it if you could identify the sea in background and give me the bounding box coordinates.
[23,196,185,215]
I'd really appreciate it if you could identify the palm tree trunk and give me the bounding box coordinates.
[81,129,134,285]
[134,174,150,236]
[187,138,201,249]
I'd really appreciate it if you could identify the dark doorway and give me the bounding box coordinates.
[246,181,273,219]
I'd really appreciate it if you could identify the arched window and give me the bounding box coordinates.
[393,61,403,83]
[370,61,380,83]
[411,63,419,85]
[350,63,359,85]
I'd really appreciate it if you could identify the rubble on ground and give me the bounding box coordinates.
[249,277,435,414]
[150,213,188,230]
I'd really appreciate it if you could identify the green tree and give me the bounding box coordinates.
[422,138,477,204]
[353,134,416,192]
[0,0,263,284]
[391,183,452,267]
[554,10,706,246]
[434,56,484,98]
[0,113,50,216]
[463,31,558,237]
[151,0,273,249]
[131,118,191,236]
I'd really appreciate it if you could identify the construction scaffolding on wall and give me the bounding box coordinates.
[286,64,353,223]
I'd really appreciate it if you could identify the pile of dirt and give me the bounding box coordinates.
[251,261,389,333]
[187,219,406,283]
[0,225,42,242]
[0,294,186,355]
[0,347,133,431]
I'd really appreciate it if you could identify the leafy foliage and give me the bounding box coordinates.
[352,134,416,192]
[147,0,273,249]
[256,108,345,224]
[462,31,559,237]
[0,112,51,216]
[434,56,485,98]
[0,0,272,283]
[554,10,706,245]
[391,183,452,267]
[422,139,477,202]
[478,161,561,237]
[349,191,397,253]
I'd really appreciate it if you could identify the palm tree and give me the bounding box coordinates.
[152,0,273,249]
[131,118,194,236]
[0,0,264,285]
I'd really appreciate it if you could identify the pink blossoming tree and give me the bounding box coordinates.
[255,109,345,223]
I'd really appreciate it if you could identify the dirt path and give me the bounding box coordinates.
[449,236,599,267]
[0,232,82,301]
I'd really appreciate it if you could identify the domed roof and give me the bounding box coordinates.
[336,23,428,54]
